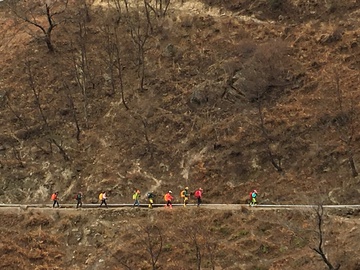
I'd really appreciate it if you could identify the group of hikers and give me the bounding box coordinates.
[51,191,84,208]
[50,188,258,208]
[145,187,204,209]
[126,187,204,209]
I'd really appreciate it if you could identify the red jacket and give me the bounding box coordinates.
[194,189,203,198]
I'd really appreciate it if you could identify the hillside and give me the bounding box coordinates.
[1,0,360,268]
[0,206,359,270]
[0,0,359,204]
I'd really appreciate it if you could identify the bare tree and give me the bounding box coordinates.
[102,25,117,97]
[100,1,130,108]
[312,205,341,270]
[143,0,171,33]
[281,205,341,270]
[63,83,81,142]
[25,60,70,161]
[236,41,292,172]
[144,0,171,18]
[114,28,130,110]
[182,223,218,270]
[70,8,93,128]
[5,93,52,155]
[332,69,358,177]
[113,225,163,270]
[8,0,69,52]
[142,225,163,270]
[123,0,151,92]
[205,236,218,270]
[181,224,202,270]
[142,117,151,154]
[257,99,283,172]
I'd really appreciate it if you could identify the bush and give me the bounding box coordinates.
[269,0,283,10]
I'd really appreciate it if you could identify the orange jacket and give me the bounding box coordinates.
[164,193,173,201]
[51,193,58,201]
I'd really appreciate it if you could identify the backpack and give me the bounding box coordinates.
[51,193,56,201]
[194,190,201,198]
[147,193,153,199]
[99,193,103,201]
[132,193,138,200]
[180,190,185,198]
[76,193,81,200]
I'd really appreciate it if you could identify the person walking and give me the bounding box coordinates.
[51,191,60,208]
[99,191,108,208]
[147,191,155,209]
[75,192,83,208]
[249,189,258,206]
[194,188,203,207]
[133,189,141,207]
[164,191,174,209]
[180,187,190,207]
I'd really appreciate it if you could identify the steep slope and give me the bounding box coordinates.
[0,207,359,270]
[0,0,360,206]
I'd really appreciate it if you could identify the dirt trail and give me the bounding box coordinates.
[173,0,274,24]
[1,203,360,212]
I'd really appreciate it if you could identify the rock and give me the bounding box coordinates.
[317,29,343,44]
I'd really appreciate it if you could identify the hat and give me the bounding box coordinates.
[185,187,189,190]
[169,191,172,194]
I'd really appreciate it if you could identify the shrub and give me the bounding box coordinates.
[269,0,283,10]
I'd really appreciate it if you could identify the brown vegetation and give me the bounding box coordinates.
[1,0,360,268]
[0,207,359,270]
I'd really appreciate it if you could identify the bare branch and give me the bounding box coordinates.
[311,205,341,270]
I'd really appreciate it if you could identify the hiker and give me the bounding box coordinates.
[75,192,83,208]
[194,188,203,207]
[249,189,258,206]
[164,191,174,209]
[99,191,108,208]
[147,191,155,209]
[133,189,141,207]
[51,191,60,208]
[180,186,190,207]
